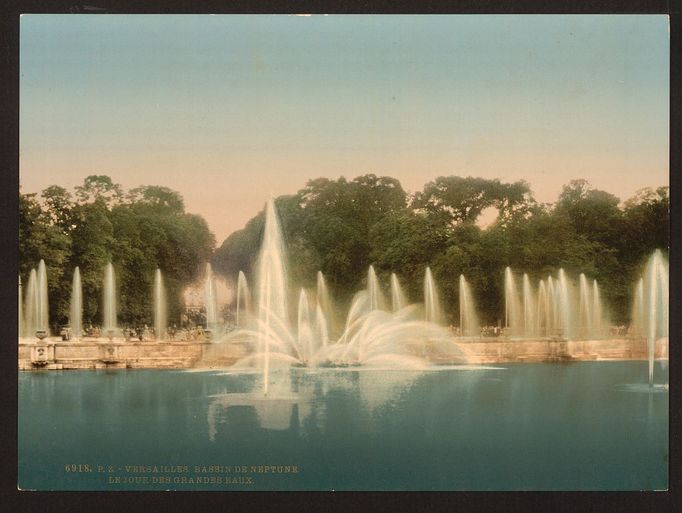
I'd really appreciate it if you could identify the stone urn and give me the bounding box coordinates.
[35,330,48,341]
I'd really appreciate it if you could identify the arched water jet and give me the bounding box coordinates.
[424,267,442,325]
[102,262,117,333]
[459,275,479,337]
[154,269,167,340]
[70,267,83,339]
[390,273,407,312]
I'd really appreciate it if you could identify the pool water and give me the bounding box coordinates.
[18,361,668,490]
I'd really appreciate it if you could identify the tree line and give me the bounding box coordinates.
[20,173,668,331]
[213,175,668,325]
[20,175,215,332]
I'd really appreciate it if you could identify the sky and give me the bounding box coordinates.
[20,15,669,243]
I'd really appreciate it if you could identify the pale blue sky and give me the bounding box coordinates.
[21,15,669,241]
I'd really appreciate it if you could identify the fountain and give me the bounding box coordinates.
[70,267,83,339]
[102,262,117,334]
[236,270,250,328]
[458,275,479,337]
[316,271,334,332]
[154,268,167,341]
[390,273,407,312]
[297,289,314,362]
[424,267,442,325]
[504,267,521,337]
[367,266,385,312]
[256,198,291,395]
[24,269,38,338]
[18,276,24,338]
[222,199,461,390]
[204,263,219,329]
[592,280,604,338]
[522,273,536,337]
[631,250,669,387]
[578,273,592,339]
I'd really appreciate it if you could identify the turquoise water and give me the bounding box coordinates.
[18,361,668,491]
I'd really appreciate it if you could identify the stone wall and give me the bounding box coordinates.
[18,337,668,371]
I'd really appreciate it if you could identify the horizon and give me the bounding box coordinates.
[20,14,669,243]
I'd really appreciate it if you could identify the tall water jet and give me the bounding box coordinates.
[522,273,536,337]
[204,263,218,327]
[316,271,335,334]
[390,273,407,312]
[257,198,289,395]
[235,271,250,328]
[640,250,669,387]
[315,303,329,349]
[631,277,645,337]
[537,280,549,337]
[592,279,604,338]
[18,276,24,338]
[547,276,557,337]
[37,259,49,333]
[578,273,592,339]
[424,267,442,325]
[367,266,384,311]
[70,267,83,339]
[504,267,521,336]
[102,262,117,332]
[24,269,38,337]
[154,268,167,340]
[557,269,571,339]
[297,289,313,362]
[459,275,479,336]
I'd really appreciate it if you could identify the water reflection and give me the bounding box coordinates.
[19,362,668,491]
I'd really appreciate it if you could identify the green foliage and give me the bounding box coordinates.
[212,176,668,325]
[19,177,215,331]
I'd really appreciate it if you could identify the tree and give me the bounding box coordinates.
[412,176,533,228]
[75,175,123,207]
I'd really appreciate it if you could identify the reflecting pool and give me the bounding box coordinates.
[18,361,668,491]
